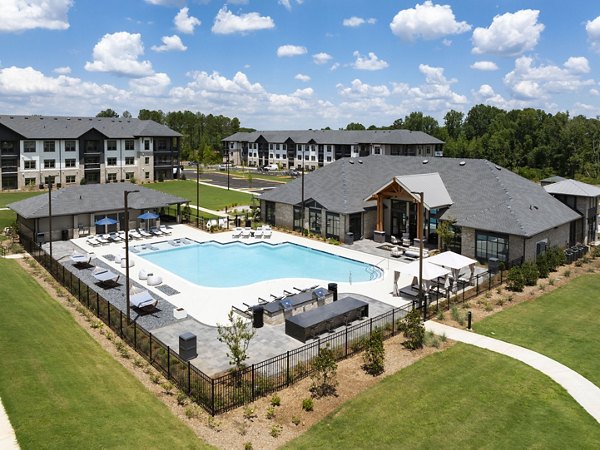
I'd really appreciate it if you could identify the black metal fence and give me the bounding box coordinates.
[21,233,544,415]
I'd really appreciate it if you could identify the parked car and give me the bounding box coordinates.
[218,162,234,170]
[287,169,300,177]
[262,164,279,172]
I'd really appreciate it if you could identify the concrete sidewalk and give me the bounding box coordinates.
[0,397,19,449]
[426,321,600,425]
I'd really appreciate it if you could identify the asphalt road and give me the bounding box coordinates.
[181,169,289,192]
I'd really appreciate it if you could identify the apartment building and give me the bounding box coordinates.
[222,129,444,170]
[0,115,181,190]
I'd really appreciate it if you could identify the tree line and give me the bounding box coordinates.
[343,106,600,182]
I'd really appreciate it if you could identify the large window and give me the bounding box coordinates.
[476,231,509,263]
[106,157,117,166]
[125,156,134,165]
[265,201,276,225]
[65,140,76,152]
[24,141,36,153]
[24,160,36,170]
[326,212,340,240]
[65,158,76,168]
[65,175,76,184]
[43,141,55,152]
[125,140,135,150]
[107,173,117,182]
[293,205,302,232]
[107,140,117,151]
[44,159,55,169]
[309,208,321,235]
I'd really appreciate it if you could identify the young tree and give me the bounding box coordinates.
[436,219,455,251]
[398,309,425,350]
[310,346,338,398]
[217,311,255,372]
[362,329,385,376]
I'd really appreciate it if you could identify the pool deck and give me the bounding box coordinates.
[72,224,416,327]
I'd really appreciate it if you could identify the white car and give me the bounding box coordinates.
[262,164,279,171]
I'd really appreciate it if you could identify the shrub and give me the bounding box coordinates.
[423,331,441,348]
[397,309,425,350]
[436,308,445,320]
[270,425,283,438]
[484,302,494,312]
[450,305,466,326]
[149,373,161,384]
[362,329,385,376]
[564,269,571,278]
[270,394,281,407]
[302,398,314,412]
[243,405,257,421]
[184,405,200,419]
[506,266,525,292]
[207,416,222,431]
[176,392,188,406]
[292,415,301,426]
[521,261,539,286]
[266,406,276,420]
[310,346,338,397]
[496,297,505,307]
[439,333,447,343]
[244,442,253,450]
[548,278,555,286]
[162,381,174,395]
[547,246,566,271]
[536,253,550,278]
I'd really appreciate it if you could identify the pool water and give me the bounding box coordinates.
[138,241,382,288]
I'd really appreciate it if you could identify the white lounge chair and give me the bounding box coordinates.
[130,286,158,311]
[159,225,172,235]
[92,267,120,287]
[241,227,252,238]
[129,230,142,240]
[96,235,110,245]
[150,226,164,236]
[254,226,264,238]
[218,218,228,229]
[138,228,152,238]
[109,232,123,242]
[232,227,243,238]
[86,237,100,247]
[71,251,94,268]
[391,246,403,258]
[262,225,272,238]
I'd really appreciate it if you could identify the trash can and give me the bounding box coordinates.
[61,229,69,241]
[252,305,264,329]
[488,257,499,274]
[245,219,252,228]
[345,232,354,245]
[327,282,338,302]
[179,332,197,361]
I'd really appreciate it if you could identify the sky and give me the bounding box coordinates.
[1,0,600,130]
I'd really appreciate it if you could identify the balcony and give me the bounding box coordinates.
[1,166,17,173]
[84,163,101,170]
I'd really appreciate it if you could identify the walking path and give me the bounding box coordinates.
[425,321,600,424]
[0,397,19,449]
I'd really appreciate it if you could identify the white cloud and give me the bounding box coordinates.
[176,70,265,94]
[470,61,498,71]
[313,52,332,65]
[278,0,303,10]
[151,35,187,52]
[53,66,71,75]
[174,7,200,34]
[129,73,171,95]
[343,16,376,27]
[144,0,185,6]
[330,62,340,71]
[292,87,313,98]
[586,16,600,52]
[442,38,452,46]
[390,1,470,41]
[336,79,390,98]
[564,57,590,74]
[590,88,599,96]
[277,45,307,57]
[211,6,275,35]
[503,56,595,100]
[294,73,311,82]
[352,51,389,71]
[85,32,153,77]
[0,0,73,32]
[472,10,544,56]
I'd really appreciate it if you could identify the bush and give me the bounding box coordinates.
[266,406,276,420]
[506,266,525,292]
[547,246,566,271]
[302,398,314,412]
[521,261,539,286]
[397,309,425,350]
[423,331,441,348]
[270,394,281,407]
[176,392,188,406]
[292,415,301,426]
[270,425,283,438]
[362,329,385,376]
[536,253,550,278]
[450,305,466,326]
[310,346,338,398]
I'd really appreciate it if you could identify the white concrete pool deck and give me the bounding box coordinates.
[74,225,414,326]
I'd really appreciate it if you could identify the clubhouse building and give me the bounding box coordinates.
[0,115,181,190]
[259,155,588,265]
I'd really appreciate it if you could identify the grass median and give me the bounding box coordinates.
[0,258,209,449]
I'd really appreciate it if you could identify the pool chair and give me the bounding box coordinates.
[86,237,100,247]
[218,218,228,229]
[262,225,272,238]
[138,228,152,238]
[390,246,403,258]
[92,267,120,288]
[129,230,142,240]
[70,251,94,269]
[96,235,110,245]
[147,273,163,286]
[159,224,172,235]
[150,226,164,236]
[241,227,252,238]
[254,226,264,238]
[129,286,158,312]
[232,227,243,238]
[109,232,123,242]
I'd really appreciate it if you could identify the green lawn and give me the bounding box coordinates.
[146,180,254,210]
[0,209,15,230]
[0,258,210,449]
[0,190,41,208]
[287,344,600,449]
[475,274,600,387]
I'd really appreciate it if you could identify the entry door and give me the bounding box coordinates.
[349,213,361,239]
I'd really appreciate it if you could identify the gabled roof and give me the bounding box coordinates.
[260,155,581,238]
[0,115,181,139]
[223,129,444,145]
[543,179,600,198]
[9,183,187,219]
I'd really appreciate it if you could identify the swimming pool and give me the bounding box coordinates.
[138,240,382,288]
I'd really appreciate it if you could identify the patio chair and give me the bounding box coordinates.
[96,235,110,245]
[130,286,158,312]
[254,226,264,238]
[138,228,152,238]
[150,226,164,236]
[159,224,172,235]
[241,227,252,238]
[391,235,400,245]
[218,218,228,229]
[70,251,94,268]
[262,225,272,238]
[86,237,101,247]
[92,267,120,287]
[232,227,243,238]
[390,246,403,258]
[109,232,123,242]
[128,230,141,240]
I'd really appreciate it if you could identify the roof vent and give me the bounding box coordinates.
[495,165,501,170]
[459,161,466,166]
[349,160,355,164]
[358,159,363,164]
[422,159,429,164]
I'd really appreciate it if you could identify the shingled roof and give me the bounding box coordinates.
[0,115,181,139]
[8,183,187,219]
[544,179,600,197]
[260,155,581,238]
[223,129,443,145]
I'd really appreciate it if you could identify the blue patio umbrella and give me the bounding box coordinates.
[138,211,159,231]
[95,216,118,234]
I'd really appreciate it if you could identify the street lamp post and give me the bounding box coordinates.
[412,191,426,321]
[124,189,139,323]
[301,146,305,236]
[196,158,200,228]
[227,151,231,191]
[48,181,53,259]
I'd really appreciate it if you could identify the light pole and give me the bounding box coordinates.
[412,191,426,321]
[124,189,139,323]
[48,181,53,259]
[196,156,200,228]
[227,151,230,191]
[301,146,305,235]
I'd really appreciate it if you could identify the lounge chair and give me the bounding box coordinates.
[263,225,272,238]
[138,228,152,238]
[86,237,100,247]
[130,286,158,312]
[232,227,243,238]
[70,251,94,268]
[391,246,403,258]
[159,225,172,235]
[391,235,400,245]
[96,235,110,245]
[254,226,264,238]
[92,267,120,287]
[109,232,123,242]
[150,226,164,236]
[241,227,252,238]
[218,218,228,229]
